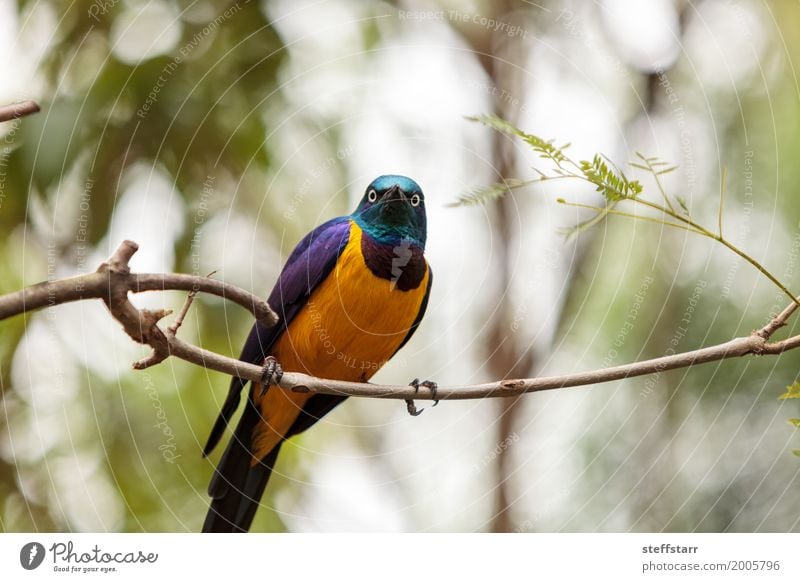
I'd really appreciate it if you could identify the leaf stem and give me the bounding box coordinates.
[557,199,706,235]
[465,115,799,308]
[719,167,727,238]
[634,196,800,307]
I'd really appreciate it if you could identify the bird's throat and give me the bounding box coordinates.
[355,221,427,291]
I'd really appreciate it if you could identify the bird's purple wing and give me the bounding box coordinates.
[202,216,351,456]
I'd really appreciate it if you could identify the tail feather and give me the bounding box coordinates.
[203,398,282,533]
[203,378,246,458]
[203,394,347,532]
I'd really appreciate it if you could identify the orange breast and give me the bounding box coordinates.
[251,220,429,461]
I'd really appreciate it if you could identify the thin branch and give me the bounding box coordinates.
[168,290,197,335]
[580,171,800,309]
[633,153,675,213]
[274,335,785,400]
[0,240,799,403]
[556,199,706,235]
[153,329,795,401]
[0,241,276,326]
[0,100,40,123]
[757,299,800,340]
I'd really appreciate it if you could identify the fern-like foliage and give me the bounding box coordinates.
[780,382,800,456]
[468,114,569,166]
[779,381,800,400]
[449,179,527,207]
[580,155,643,201]
[462,115,642,209]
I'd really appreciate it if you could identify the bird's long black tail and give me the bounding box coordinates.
[202,398,281,533]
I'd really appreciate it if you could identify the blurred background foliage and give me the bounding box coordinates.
[1,0,800,532]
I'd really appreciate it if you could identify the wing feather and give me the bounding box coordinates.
[202,217,351,456]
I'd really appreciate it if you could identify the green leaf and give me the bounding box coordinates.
[789,418,800,428]
[676,196,690,214]
[794,450,800,457]
[779,381,800,400]
[578,155,642,201]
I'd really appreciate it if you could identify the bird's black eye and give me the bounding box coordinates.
[410,194,421,207]
[368,189,378,203]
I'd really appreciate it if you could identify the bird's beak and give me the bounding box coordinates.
[378,184,412,223]
[382,184,407,204]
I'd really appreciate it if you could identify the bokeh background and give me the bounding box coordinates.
[1,0,800,532]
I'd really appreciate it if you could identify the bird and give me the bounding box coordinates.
[201,175,435,532]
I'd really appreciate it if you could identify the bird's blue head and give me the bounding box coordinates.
[352,175,427,248]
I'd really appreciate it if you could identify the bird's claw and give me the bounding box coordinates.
[405,378,439,416]
[412,377,439,405]
[405,399,423,416]
[259,356,284,397]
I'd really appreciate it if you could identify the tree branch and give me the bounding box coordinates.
[0,241,276,325]
[0,100,40,123]
[0,240,799,402]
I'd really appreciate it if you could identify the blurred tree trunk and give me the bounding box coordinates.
[624,2,691,531]
[485,135,533,533]
[457,1,534,532]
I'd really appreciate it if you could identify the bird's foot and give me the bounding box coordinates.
[412,378,439,404]
[405,399,423,416]
[405,378,439,416]
[259,356,284,397]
